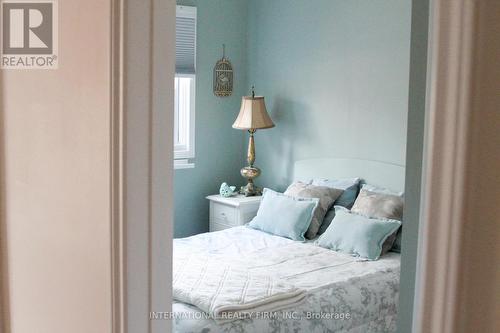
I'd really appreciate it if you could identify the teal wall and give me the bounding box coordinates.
[174,0,247,237]
[247,0,412,191]
[398,0,429,331]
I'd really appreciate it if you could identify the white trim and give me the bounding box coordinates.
[110,1,125,332]
[176,5,196,19]
[173,74,195,160]
[111,1,174,333]
[174,159,195,170]
[150,0,174,331]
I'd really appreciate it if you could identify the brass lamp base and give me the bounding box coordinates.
[239,129,264,197]
[240,166,262,196]
[240,182,262,197]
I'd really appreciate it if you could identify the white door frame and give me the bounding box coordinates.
[110,1,175,333]
[413,0,500,332]
[0,0,174,332]
[106,0,500,333]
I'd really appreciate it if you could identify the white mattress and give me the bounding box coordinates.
[172,226,400,333]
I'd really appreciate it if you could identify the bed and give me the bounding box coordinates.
[172,158,405,333]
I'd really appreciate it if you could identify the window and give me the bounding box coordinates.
[175,5,196,169]
[174,75,195,160]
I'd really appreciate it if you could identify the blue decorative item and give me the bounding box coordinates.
[219,182,237,197]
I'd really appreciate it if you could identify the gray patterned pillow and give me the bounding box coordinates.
[285,182,343,239]
[351,189,404,254]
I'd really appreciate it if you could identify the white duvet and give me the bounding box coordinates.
[173,251,306,322]
[172,226,401,333]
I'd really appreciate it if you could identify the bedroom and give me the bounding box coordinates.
[172,0,411,332]
[1,0,498,333]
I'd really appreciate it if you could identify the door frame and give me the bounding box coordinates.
[110,1,175,333]
[412,0,500,332]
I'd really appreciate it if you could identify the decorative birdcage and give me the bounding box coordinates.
[213,45,233,97]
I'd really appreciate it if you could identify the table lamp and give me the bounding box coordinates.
[232,86,275,196]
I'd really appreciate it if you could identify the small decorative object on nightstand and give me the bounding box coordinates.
[219,182,237,197]
[207,194,262,232]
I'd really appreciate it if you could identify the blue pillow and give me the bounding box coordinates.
[316,206,401,260]
[248,188,319,241]
[391,229,402,253]
[312,178,360,235]
[312,178,360,208]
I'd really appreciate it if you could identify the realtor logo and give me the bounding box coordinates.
[1,0,58,69]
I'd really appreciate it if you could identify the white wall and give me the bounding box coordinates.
[1,1,112,332]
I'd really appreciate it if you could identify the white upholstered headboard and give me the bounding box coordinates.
[294,158,405,193]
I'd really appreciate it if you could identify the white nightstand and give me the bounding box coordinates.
[207,194,262,232]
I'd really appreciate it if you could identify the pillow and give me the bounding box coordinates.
[248,188,319,241]
[312,178,360,208]
[316,206,401,260]
[284,182,343,239]
[351,188,404,254]
[358,184,405,252]
[311,178,360,235]
[361,183,404,197]
[391,230,402,253]
[351,188,403,220]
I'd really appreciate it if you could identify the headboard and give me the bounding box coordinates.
[294,158,405,193]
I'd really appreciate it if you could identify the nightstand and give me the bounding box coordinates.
[206,195,262,232]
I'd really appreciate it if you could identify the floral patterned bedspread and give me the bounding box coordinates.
[171,226,400,333]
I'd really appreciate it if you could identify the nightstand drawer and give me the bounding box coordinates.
[209,220,233,232]
[212,203,237,225]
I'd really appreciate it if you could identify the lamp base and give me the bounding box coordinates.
[240,166,262,197]
[240,182,262,197]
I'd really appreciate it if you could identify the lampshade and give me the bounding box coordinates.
[232,96,275,130]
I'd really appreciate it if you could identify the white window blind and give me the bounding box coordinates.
[176,6,196,75]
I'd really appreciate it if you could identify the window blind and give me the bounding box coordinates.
[176,7,196,75]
